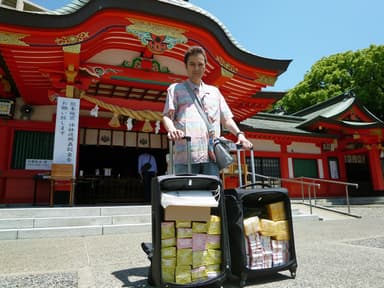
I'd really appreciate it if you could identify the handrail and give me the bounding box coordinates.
[251,173,320,187]
[250,172,320,214]
[295,177,358,214]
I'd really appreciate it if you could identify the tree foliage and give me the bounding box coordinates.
[277,45,384,120]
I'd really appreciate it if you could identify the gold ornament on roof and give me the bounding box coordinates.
[0,31,29,46]
[126,18,187,54]
[216,56,238,74]
[255,72,277,86]
[55,32,89,46]
[63,44,81,54]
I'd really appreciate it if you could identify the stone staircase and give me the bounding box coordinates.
[314,196,384,206]
[0,205,151,240]
[0,202,321,240]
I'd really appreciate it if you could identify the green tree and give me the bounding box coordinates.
[278,45,384,120]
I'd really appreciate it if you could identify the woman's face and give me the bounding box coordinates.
[186,53,206,85]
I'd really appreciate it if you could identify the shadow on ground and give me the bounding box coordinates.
[112,266,150,288]
[112,266,293,288]
[225,271,293,287]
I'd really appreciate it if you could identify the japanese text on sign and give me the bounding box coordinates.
[53,97,80,176]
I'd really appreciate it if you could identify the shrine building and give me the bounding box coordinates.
[0,0,383,206]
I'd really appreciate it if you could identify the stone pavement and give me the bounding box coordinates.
[0,205,383,288]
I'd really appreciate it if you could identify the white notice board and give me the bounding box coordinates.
[53,97,80,177]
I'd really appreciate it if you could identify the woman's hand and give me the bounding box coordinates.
[167,129,185,140]
[236,133,253,149]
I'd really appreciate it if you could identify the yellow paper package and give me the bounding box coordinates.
[243,216,260,236]
[206,249,222,265]
[161,221,175,239]
[192,250,207,268]
[266,201,286,221]
[162,266,175,283]
[273,220,290,240]
[192,221,208,233]
[175,265,191,284]
[176,220,191,228]
[162,246,176,258]
[177,248,193,266]
[274,220,289,232]
[207,215,221,235]
[274,232,290,241]
[206,264,221,278]
[191,266,208,281]
[260,218,276,237]
[161,237,176,248]
[177,227,193,238]
[161,257,176,268]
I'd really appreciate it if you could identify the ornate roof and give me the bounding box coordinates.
[240,92,384,144]
[0,0,291,121]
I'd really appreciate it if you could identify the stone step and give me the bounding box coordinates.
[0,214,151,229]
[0,203,318,240]
[0,205,150,218]
[0,223,151,240]
[302,196,384,206]
[0,205,152,240]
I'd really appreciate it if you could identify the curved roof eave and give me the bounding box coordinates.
[0,0,291,75]
[297,115,384,130]
[238,122,336,140]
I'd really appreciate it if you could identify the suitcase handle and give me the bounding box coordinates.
[169,136,192,175]
[239,182,271,189]
[236,144,256,188]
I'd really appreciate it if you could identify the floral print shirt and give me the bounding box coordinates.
[163,79,233,164]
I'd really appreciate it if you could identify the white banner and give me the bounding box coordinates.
[53,97,80,177]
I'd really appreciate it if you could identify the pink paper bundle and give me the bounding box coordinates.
[272,239,290,266]
[177,237,193,249]
[192,233,207,251]
[206,234,221,249]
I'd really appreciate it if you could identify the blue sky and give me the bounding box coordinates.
[32,0,384,92]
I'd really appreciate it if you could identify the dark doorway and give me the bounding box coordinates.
[345,154,373,196]
[75,145,167,204]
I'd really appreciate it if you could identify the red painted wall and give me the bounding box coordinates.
[0,120,53,204]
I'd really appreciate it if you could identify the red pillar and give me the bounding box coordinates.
[368,145,384,191]
[280,144,289,179]
[0,124,11,203]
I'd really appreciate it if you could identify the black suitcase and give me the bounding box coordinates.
[224,145,297,287]
[143,137,230,287]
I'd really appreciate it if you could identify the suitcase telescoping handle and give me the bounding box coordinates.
[169,136,192,175]
[236,144,256,188]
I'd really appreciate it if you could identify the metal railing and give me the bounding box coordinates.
[295,177,359,214]
[247,173,359,217]
[248,172,320,214]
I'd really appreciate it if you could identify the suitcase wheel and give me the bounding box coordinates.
[239,271,247,288]
[290,267,297,279]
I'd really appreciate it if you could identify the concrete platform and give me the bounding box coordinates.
[0,205,383,287]
[0,201,354,240]
[0,205,151,240]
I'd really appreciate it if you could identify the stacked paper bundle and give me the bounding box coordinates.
[243,216,273,269]
[160,215,222,284]
[243,201,291,270]
[271,239,290,267]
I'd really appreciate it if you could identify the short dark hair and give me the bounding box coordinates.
[184,46,207,65]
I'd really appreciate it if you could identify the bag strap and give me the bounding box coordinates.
[184,83,213,134]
